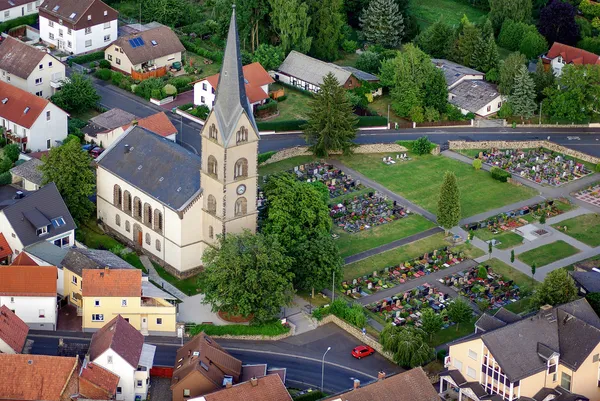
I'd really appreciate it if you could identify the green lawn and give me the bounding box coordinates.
[452,242,486,259]
[339,153,537,218]
[187,52,222,79]
[430,316,478,347]
[517,240,580,267]
[335,214,436,258]
[343,232,448,280]
[504,298,533,314]
[369,95,410,126]
[552,214,600,247]
[152,262,202,296]
[474,230,524,250]
[334,52,360,67]
[410,0,487,29]
[484,258,536,294]
[269,83,313,121]
[258,155,317,179]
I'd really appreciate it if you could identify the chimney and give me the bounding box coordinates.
[15,191,24,199]
[84,354,90,366]
[124,144,130,154]
[58,338,64,347]
[353,379,360,389]
[378,371,386,381]
[226,381,232,389]
[250,377,258,387]
[540,305,553,312]
[131,119,138,126]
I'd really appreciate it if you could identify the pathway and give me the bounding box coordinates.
[140,255,188,300]
[284,295,319,335]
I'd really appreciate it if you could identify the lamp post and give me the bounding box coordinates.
[321,346,331,392]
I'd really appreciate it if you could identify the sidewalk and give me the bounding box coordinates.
[284,295,318,335]
[140,255,188,300]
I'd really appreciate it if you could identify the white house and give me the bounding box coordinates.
[432,58,485,89]
[0,265,57,330]
[39,0,118,55]
[0,36,65,98]
[0,0,42,23]
[0,305,29,353]
[543,42,600,77]
[0,81,68,151]
[448,80,504,117]
[88,315,156,401]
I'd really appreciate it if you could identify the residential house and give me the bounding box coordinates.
[104,25,185,79]
[189,374,292,401]
[0,0,42,23]
[276,50,378,93]
[80,361,120,400]
[0,354,80,401]
[569,270,600,296]
[88,315,156,401]
[324,367,439,401]
[172,332,243,401]
[432,58,485,89]
[0,232,12,264]
[543,42,600,76]
[0,80,68,151]
[0,265,57,330]
[0,304,29,353]
[441,299,600,401]
[10,157,44,190]
[0,36,64,98]
[39,0,118,55]
[81,268,176,335]
[194,62,274,110]
[96,8,259,277]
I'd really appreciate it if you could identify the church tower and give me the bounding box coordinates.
[199,5,259,240]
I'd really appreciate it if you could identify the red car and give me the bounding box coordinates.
[90,147,105,158]
[352,345,375,359]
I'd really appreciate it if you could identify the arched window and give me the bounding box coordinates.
[207,195,217,215]
[236,126,248,144]
[143,203,152,227]
[207,156,218,178]
[145,233,151,245]
[155,239,161,251]
[153,209,163,233]
[133,197,142,220]
[113,185,122,208]
[125,221,131,232]
[115,214,121,226]
[209,123,218,140]
[234,197,247,217]
[123,191,132,215]
[209,225,214,239]
[234,158,248,179]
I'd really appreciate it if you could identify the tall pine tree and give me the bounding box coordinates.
[309,0,344,61]
[510,65,538,120]
[437,171,461,234]
[455,23,481,67]
[359,0,405,48]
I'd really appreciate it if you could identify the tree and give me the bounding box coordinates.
[519,30,548,59]
[455,22,481,67]
[473,158,482,170]
[531,262,537,284]
[416,20,456,58]
[498,20,538,51]
[437,171,461,234]
[0,158,11,174]
[50,74,100,114]
[420,308,444,340]
[3,144,20,163]
[412,136,433,155]
[235,0,270,52]
[40,140,95,223]
[478,265,488,279]
[488,241,493,260]
[510,65,538,120]
[447,298,473,331]
[543,65,600,123]
[424,68,449,113]
[269,0,312,54]
[294,233,342,297]
[344,0,370,27]
[304,72,358,156]
[538,0,580,46]
[142,0,194,27]
[510,249,515,263]
[380,325,435,367]
[201,231,294,323]
[355,51,381,74]
[532,58,555,102]
[533,268,579,307]
[585,293,600,316]
[310,0,345,61]
[539,213,546,224]
[489,0,533,31]
[360,0,405,48]
[251,44,284,71]
[499,52,527,95]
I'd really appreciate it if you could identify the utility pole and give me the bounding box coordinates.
[387,104,390,129]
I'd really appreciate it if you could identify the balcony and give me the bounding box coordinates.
[4,131,27,144]
[50,80,63,89]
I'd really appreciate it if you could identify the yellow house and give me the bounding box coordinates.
[441,299,600,401]
[82,268,176,336]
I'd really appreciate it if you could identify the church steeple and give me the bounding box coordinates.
[211,5,257,145]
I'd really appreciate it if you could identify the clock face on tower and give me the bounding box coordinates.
[237,184,246,195]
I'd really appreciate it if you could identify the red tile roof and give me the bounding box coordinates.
[0,233,12,260]
[0,81,54,129]
[89,315,144,368]
[82,268,141,297]
[0,354,78,401]
[121,111,177,137]
[204,62,273,104]
[80,362,120,399]
[0,305,29,353]
[0,265,57,296]
[546,42,600,66]
[11,252,38,266]
[204,374,292,401]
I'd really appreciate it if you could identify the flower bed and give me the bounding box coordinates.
[331,191,409,233]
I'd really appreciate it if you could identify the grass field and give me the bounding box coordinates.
[474,230,524,250]
[269,83,313,121]
[452,242,486,259]
[552,214,600,247]
[517,240,580,267]
[430,316,478,347]
[410,0,487,29]
[340,153,537,218]
[368,95,410,126]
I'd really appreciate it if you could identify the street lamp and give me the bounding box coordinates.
[321,346,331,392]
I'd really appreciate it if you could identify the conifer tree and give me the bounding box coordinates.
[437,171,461,234]
[359,0,405,48]
[510,65,537,120]
[455,23,481,67]
[310,0,345,61]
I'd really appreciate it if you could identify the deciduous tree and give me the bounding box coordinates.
[294,233,342,297]
[544,65,600,123]
[437,171,461,234]
[532,59,555,102]
[251,44,284,70]
[499,52,527,95]
[380,325,435,367]
[473,158,482,170]
[510,65,538,120]
[359,0,405,48]
[532,268,578,307]
[424,68,449,114]
[355,51,381,74]
[420,308,444,340]
[269,0,312,54]
[416,20,456,58]
[519,30,548,59]
[447,298,473,331]
[538,0,580,46]
[50,74,100,114]
[489,0,533,31]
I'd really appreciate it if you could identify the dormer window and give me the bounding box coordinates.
[87,15,91,20]
[51,217,65,227]
[104,10,107,16]
[36,226,48,236]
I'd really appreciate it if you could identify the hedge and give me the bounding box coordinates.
[177,102,195,111]
[180,38,224,62]
[257,119,307,132]
[490,166,512,182]
[189,321,290,337]
[356,115,387,127]
[293,391,327,401]
[0,172,11,186]
[256,100,277,111]
[258,151,276,164]
[69,51,105,66]
[312,299,367,328]
[0,14,38,33]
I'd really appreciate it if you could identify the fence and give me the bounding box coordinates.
[415,120,473,128]
[150,366,173,378]
[131,66,167,81]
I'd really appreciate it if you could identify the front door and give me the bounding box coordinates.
[137,231,142,246]
[141,316,148,330]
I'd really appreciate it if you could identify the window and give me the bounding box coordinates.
[125,221,131,232]
[39,309,45,318]
[153,210,163,233]
[468,349,477,360]
[145,233,150,245]
[49,61,53,68]
[157,318,162,325]
[467,366,476,379]
[116,387,122,394]
[10,297,14,303]
[113,185,123,208]
[48,20,54,27]
[107,54,112,61]
[3,10,8,18]
[202,83,207,91]
[134,197,142,220]
[236,126,248,144]
[107,356,113,364]
[143,203,152,227]
[67,28,71,35]
[121,299,127,307]
[234,158,248,179]
[487,105,491,112]
[58,29,63,37]
[39,64,43,70]
[115,214,121,226]
[49,33,55,40]
[37,226,48,236]
[46,111,51,120]
[104,21,111,29]
[208,124,217,140]
[234,197,247,217]
[87,14,91,20]
[137,380,143,387]
[67,41,71,48]
[46,139,51,149]
[92,314,104,322]
[72,275,77,284]
[209,225,214,239]
[453,358,463,370]
[207,195,217,215]
[27,2,32,10]
[116,58,121,65]
[155,239,161,251]
[104,10,107,16]
[201,96,205,104]
[36,91,43,97]
[183,389,191,397]
[85,39,92,47]
[52,235,70,248]
[94,300,100,307]
[207,156,218,178]
[104,35,110,42]
[560,372,571,391]
[123,191,132,214]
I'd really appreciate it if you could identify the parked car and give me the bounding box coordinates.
[351,345,375,359]
[90,147,104,158]
[81,144,94,151]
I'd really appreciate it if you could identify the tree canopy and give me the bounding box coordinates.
[269,0,312,54]
[538,0,580,46]
[416,20,456,59]
[309,0,345,61]
[532,268,578,307]
[294,233,342,295]
[499,52,528,95]
[380,325,435,367]
[251,44,285,71]
[437,171,461,232]
[447,298,473,331]
[489,0,533,31]
[359,0,405,48]
[544,64,600,123]
[51,74,100,114]
[510,65,538,119]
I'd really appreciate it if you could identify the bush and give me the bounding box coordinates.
[0,171,11,186]
[293,391,327,401]
[580,0,600,18]
[168,76,194,92]
[256,119,307,132]
[313,299,367,328]
[276,95,287,102]
[490,166,511,182]
[256,100,277,112]
[188,321,289,337]
[473,158,483,170]
[0,137,6,147]
[99,59,111,69]
[497,102,514,118]
[412,136,434,155]
[177,102,195,111]
[0,158,12,174]
[163,84,177,96]
[356,115,387,127]
[188,105,210,120]
[134,78,165,100]
[0,14,38,34]
[342,40,358,53]
[576,16,592,38]
[595,163,600,172]
[578,37,600,55]
[436,349,447,361]
[180,38,224,62]
[4,144,20,163]
[94,68,112,81]
[258,151,276,164]
[355,51,381,74]
[69,51,104,66]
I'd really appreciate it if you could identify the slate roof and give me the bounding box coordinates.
[0,265,57,296]
[0,305,29,353]
[432,58,484,87]
[82,268,141,297]
[24,240,68,267]
[10,158,44,186]
[449,80,501,113]
[0,36,51,80]
[204,374,292,401]
[79,362,119,399]
[62,248,135,277]
[89,315,144,368]
[529,387,589,401]
[40,0,116,25]
[570,271,600,293]
[96,125,201,211]
[90,108,136,130]
[0,81,54,129]
[203,62,274,104]
[1,182,76,247]
[278,50,352,87]
[340,66,380,82]
[113,25,185,66]
[475,313,506,332]
[546,42,600,66]
[493,307,522,324]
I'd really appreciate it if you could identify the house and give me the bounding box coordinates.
[0,305,29,353]
[543,42,600,76]
[0,0,42,23]
[569,270,600,296]
[10,157,44,190]
[194,62,274,110]
[189,374,292,401]
[172,332,243,401]
[80,361,120,400]
[0,232,13,264]
[104,24,185,79]
[0,81,68,151]
[449,80,503,117]
[81,268,176,335]
[96,7,259,278]
[276,50,378,93]
[88,315,156,401]
[0,265,58,330]
[39,0,118,55]
[324,367,439,401]
[432,58,485,89]
[0,354,80,401]
[441,299,600,401]
[0,36,65,98]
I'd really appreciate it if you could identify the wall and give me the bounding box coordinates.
[105,44,134,74]
[28,102,68,152]
[24,53,64,98]
[0,212,24,255]
[474,95,504,117]
[40,16,117,55]
[0,0,40,22]
[194,80,215,108]
[0,338,17,353]
[0,295,56,330]
[85,126,125,148]
[94,349,135,401]
[448,338,484,382]
[64,268,82,307]
[570,342,600,400]
[134,368,151,400]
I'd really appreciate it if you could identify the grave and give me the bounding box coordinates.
[575,183,600,207]
[289,162,364,198]
[330,192,409,233]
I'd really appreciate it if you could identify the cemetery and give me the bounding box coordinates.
[287,161,365,199]
[517,240,580,267]
[575,183,600,208]
[552,213,600,247]
[475,148,592,186]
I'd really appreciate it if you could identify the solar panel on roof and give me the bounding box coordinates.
[128,39,138,48]
[137,38,145,46]
[128,37,145,48]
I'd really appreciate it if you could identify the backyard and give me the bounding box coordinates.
[517,240,580,267]
[409,0,487,29]
[267,83,313,122]
[552,214,600,247]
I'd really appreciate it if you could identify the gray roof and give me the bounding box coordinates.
[61,248,135,276]
[24,240,68,267]
[96,126,201,211]
[278,50,352,87]
[449,80,501,113]
[340,66,379,82]
[10,158,44,186]
[0,37,49,80]
[475,313,506,332]
[493,307,522,324]
[90,108,136,130]
[432,58,485,87]
[113,26,185,66]
[570,271,600,293]
[2,182,76,247]
[141,280,176,300]
[531,387,589,401]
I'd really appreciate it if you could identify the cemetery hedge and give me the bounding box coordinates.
[188,321,290,337]
[396,140,437,155]
[257,116,387,132]
[517,240,580,267]
[490,166,512,182]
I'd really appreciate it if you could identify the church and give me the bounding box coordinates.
[95,7,259,278]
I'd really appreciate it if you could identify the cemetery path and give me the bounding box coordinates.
[355,259,478,306]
